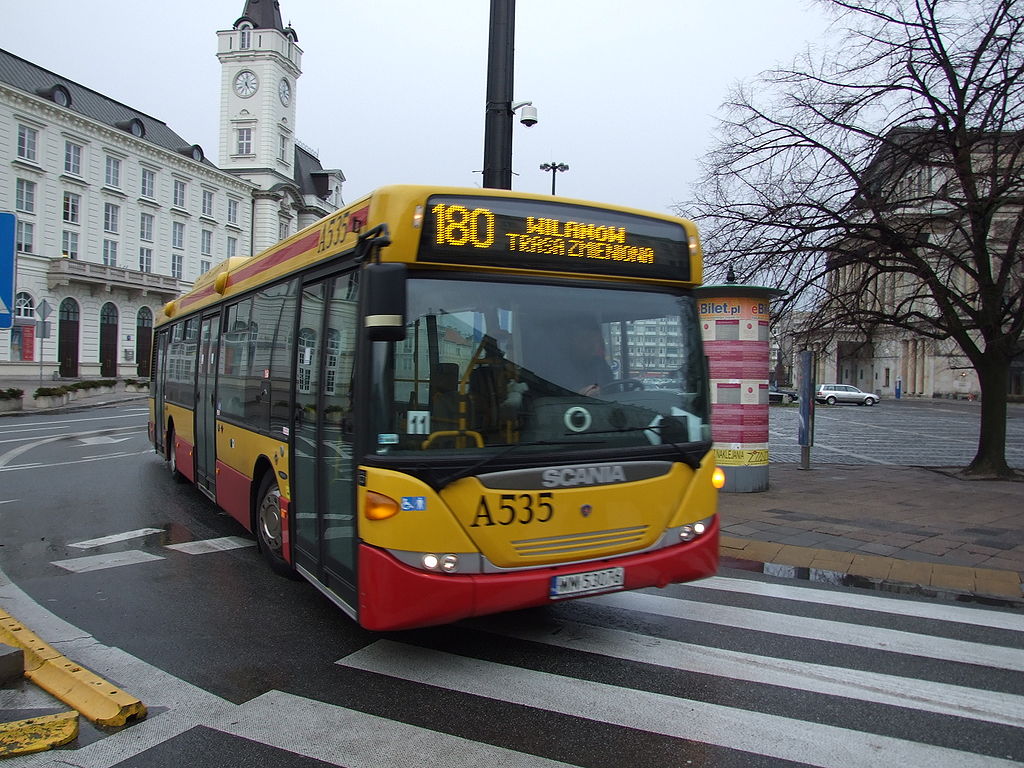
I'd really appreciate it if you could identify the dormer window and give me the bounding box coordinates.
[239,24,252,50]
[116,118,146,138]
[37,84,72,107]
[52,85,71,107]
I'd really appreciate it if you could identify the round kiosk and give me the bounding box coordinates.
[696,283,785,492]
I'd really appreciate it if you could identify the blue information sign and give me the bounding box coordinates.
[0,212,15,330]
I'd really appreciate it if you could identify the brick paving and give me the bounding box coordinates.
[721,462,1024,601]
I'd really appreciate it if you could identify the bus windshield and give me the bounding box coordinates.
[370,277,711,458]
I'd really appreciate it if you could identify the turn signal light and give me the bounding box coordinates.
[712,467,726,489]
[365,491,399,520]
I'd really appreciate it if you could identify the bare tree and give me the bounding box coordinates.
[683,0,1024,478]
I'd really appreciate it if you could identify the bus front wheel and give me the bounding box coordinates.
[256,473,294,577]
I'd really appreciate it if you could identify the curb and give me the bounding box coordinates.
[721,535,1024,604]
[0,608,146,728]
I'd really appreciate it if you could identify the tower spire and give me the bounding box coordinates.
[236,0,285,32]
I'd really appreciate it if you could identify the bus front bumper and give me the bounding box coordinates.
[356,516,719,631]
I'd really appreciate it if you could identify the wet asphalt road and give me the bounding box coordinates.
[1,402,1022,767]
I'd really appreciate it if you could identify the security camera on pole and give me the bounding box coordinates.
[482,0,536,189]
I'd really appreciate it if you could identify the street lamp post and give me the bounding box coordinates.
[540,162,569,195]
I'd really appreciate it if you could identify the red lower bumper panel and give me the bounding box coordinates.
[357,517,719,631]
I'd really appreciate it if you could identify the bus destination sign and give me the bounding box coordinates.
[418,195,691,281]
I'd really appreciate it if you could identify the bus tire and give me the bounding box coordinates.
[167,428,185,483]
[255,473,295,577]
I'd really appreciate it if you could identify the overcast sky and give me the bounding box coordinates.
[7,0,836,215]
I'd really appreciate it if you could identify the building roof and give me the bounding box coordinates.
[0,47,215,167]
[294,143,345,200]
[235,0,297,40]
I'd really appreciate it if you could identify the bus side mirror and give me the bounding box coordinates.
[364,263,407,342]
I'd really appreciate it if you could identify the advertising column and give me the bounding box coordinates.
[697,284,784,492]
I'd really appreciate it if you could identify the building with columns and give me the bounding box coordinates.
[0,0,343,380]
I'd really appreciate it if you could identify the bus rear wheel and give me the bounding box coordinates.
[256,474,294,577]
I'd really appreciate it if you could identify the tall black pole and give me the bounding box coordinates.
[482,0,515,189]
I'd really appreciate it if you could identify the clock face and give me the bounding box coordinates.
[279,78,291,106]
[233,70,258,98]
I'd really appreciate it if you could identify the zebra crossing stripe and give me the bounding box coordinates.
[591,591,1024,671]
[212,689,572,768]
[479,617,1024,728]
[691,576,1024,631]
[165,537,255,555]
[69,529,163,549]
[339,641,1021,768]
[51,550,164,573]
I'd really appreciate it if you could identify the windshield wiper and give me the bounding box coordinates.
[574,425,706,470]
[435,439,602,489]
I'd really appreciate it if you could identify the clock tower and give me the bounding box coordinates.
[217,0,303,250]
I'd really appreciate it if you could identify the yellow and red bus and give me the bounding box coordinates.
[149,185,721,631]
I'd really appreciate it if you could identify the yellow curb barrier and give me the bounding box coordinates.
[0,711,78,757]
[0,609,146,728]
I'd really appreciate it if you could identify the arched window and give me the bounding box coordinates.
[59,297,79,322]
[15,292,34,318]
[100,302,119,325]
[239,24,252,50]
[137,306,153,327]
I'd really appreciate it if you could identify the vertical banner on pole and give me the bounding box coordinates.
[0,212,16,330]
[797,350,815,469]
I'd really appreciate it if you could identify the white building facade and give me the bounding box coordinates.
[1,0,344,381]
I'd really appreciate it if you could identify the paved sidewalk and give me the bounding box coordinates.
[720,463,1024,603]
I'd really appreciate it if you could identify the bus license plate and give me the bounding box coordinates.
[550,567,625,599]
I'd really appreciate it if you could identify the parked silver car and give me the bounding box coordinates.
[815,383,880,406]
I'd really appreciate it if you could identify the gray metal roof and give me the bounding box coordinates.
[294,144,344,200]
[235,0,297,40]
[0,47,214,166]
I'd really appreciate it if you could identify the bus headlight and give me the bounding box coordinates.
[421,553,459,572]
[678,516,713,542]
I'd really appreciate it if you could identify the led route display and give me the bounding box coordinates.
[418,195,692,281]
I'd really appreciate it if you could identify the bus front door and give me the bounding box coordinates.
[194,313,220,496]
[291,274,358,613]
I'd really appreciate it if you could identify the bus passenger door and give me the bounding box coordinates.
[194,313,220,496]
[291,274,358,610]
[152,329,167,453]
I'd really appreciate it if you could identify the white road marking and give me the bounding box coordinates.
[77,435,134,445]
[691,576,1024,631]
[69,529,164,549]
[0,427,143,465]
[214,689,573,768]
[0,449,152,472]
[165,536,255,555]
[51,550,164,573]
[591,591,1024,671]
[479,617,1024,728]
[340,641,1021,768]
